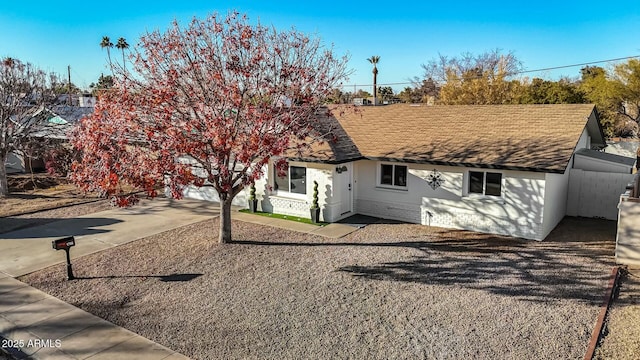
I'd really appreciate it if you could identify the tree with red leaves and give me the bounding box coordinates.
[71,12,350,243]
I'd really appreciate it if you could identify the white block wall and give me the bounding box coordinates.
[421,197,544,240]
[355,199,421,223]
[567,169,635,220]
[616,196,640,266]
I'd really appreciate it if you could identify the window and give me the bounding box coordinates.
[380,164,407,187]
[469,171,502,196]
[274,164,306,194]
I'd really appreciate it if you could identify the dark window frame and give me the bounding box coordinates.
[379,163,408,188]
[468,170,502,197]
[274,163,307,195]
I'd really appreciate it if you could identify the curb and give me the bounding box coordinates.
[583,266,621,360]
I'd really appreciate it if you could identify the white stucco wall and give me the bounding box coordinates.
[541,168,570,238]
[353,161,463,223]
[180,157,565,240]
[181,161,342,222]
[576,127,590,150]
[422,169,546,240]
[354,160,548,240]
[257,161,337,221]
[355,160,462,224]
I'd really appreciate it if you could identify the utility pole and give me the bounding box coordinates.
[67,65,72,106]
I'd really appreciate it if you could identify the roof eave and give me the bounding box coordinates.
[285,155,565,173]
[363,156,565,173]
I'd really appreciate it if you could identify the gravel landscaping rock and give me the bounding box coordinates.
[595,268,640,359]
[21,216,616,360]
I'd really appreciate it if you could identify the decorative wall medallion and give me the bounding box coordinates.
[427,169,444,190]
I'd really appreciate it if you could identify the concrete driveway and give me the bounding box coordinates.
[0,198,223,359]
[0,198,221,277]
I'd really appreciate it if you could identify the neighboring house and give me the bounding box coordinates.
[605,138,640,168]
[5,152,25,174]
[4,105,93,173]
[30,105,95,137]
[185,104,623,241]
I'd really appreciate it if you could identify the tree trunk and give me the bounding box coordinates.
[373,71,378,105]
[0,154,8,197]
[218,198,233,243]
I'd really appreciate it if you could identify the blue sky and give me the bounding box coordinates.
[1,1,639,93]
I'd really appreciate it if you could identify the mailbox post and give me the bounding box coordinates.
[52,236,76,280]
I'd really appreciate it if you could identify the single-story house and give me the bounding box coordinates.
[4,105,93,173]
[185,104,612,241]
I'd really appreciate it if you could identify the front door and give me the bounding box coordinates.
[335,163,353,216]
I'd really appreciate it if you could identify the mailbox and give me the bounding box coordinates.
[52,236,76,280]
[52,236,75,250]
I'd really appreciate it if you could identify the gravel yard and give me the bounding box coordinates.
[0,174,101,219]
[595,268,640,359]
[21,216,616,360]
[0,200,110,234]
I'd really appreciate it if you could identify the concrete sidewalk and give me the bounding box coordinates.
[0,198,219,360]
[1,274,187,359]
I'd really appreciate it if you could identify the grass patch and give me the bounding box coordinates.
[239,209,328,226]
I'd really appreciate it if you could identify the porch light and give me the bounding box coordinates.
[336,165,348,173]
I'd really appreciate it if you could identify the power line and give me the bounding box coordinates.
[341,54,640,89]
[517,55,640,75]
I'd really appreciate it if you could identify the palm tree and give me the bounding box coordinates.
[367,56,380,105]
[115,37,129,70]
[100,36,114,72]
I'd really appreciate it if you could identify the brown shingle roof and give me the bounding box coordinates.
[287,108,363,164]
[304,104,600,173]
